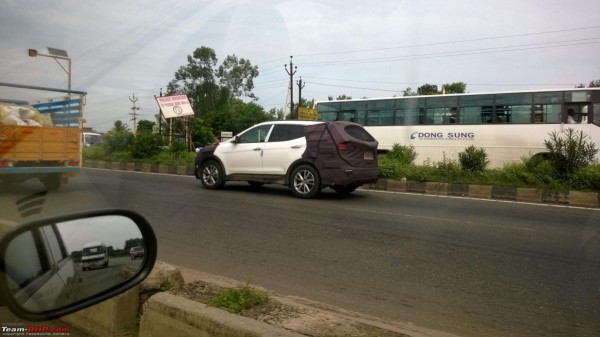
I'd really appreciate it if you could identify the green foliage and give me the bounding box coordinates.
[103,121,134,154]
[442,82,467,94]
[417,84,439,95]
[431,154,462,181]
[569,164,600,191]
[131,131,164,158]
[384,144,417,165]
[208,286,268,314]
[458,145,489,172]
[544,128,598,178]
[379,144,419,179]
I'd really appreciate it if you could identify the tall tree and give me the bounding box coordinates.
[167,46,220,114]
[217,54,259,101]
[442,82,467,94]
[417,84,439,95]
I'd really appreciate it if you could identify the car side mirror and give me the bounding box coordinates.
[230,135,238,144]
[0,209,156,321]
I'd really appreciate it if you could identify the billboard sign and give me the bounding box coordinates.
[156,95,194,118]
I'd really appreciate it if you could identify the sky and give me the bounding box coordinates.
[1,0,599,132]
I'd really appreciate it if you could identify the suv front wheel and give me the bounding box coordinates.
[200,160,225,189]
[291,165,320,199]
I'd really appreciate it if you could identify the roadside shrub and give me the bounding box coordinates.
[131,132,164,158]
[384,144,417,165]
[458,145,489,172]
[569,164,600,191]
[82,145,106,161]
[544,128,598,178]
[378,144,418,179]
[103,129,133,154]
[432,154,462,181]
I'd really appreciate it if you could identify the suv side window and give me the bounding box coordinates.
[268,125,305,142]
[237,124,272,144]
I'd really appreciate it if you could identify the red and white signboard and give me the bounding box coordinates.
[156,95,194,118]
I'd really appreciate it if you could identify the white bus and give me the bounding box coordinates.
[315,88,600,168]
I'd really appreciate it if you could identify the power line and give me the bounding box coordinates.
[295,25,600,57]
[301,38,600,67]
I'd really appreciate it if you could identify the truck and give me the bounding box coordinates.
[0,82,87,190]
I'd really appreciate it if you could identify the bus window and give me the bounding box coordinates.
[427,107,457,124]
[394,109,405,125]
[510,105,532,124]
[543,104,562,123]
[404,109,420,125]
[341,110,356,122]
[594,104,600,126]
[460,106,482,124]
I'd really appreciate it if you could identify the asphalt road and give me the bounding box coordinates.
[1,168,599,337]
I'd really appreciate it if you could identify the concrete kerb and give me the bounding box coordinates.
[82,161,599,208]
[63,261,455,337]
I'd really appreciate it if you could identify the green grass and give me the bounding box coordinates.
[208,286,268,314]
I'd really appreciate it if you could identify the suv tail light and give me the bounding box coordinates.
[337,143,356,151]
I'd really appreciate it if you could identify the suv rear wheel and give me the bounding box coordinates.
[291,165,320,199]
[200,160,225,189]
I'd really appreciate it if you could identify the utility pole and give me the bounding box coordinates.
[158,88,163,136]
[296,76,306,117]
[284,56,297,118]
[129,93,140,134]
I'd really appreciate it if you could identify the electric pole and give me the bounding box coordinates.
[297,76,306,116]
[284,56,297,118]
[129,93,140,134]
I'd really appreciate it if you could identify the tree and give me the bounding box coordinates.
[328,94,352,101]
[167,46,220,115]
[131,120,163,158]
[166,46,265,147]
[137,120,155,133]
[402,87,417,96]
[442,82,467,94]
[403,82,467,96]
[575,79,600,88]
[103,121,133,153]
[417,84,439,95]
[217,54,259,101]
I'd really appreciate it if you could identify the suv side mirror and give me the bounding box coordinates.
[0,209,156,321]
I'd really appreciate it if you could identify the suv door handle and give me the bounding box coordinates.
[253,148,263,151]
[291,145,303,149]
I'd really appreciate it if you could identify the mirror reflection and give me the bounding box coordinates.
[4,215,146,313]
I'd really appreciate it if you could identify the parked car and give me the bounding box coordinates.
[129,246,145,259]
[194,120,379,198]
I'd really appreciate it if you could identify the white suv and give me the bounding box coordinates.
[194,120,378,198]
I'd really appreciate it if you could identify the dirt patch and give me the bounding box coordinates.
[169,280,409,337]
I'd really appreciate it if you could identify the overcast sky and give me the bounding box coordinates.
[1,0,599,132]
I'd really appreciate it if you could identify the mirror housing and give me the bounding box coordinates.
[0,209,156,321]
